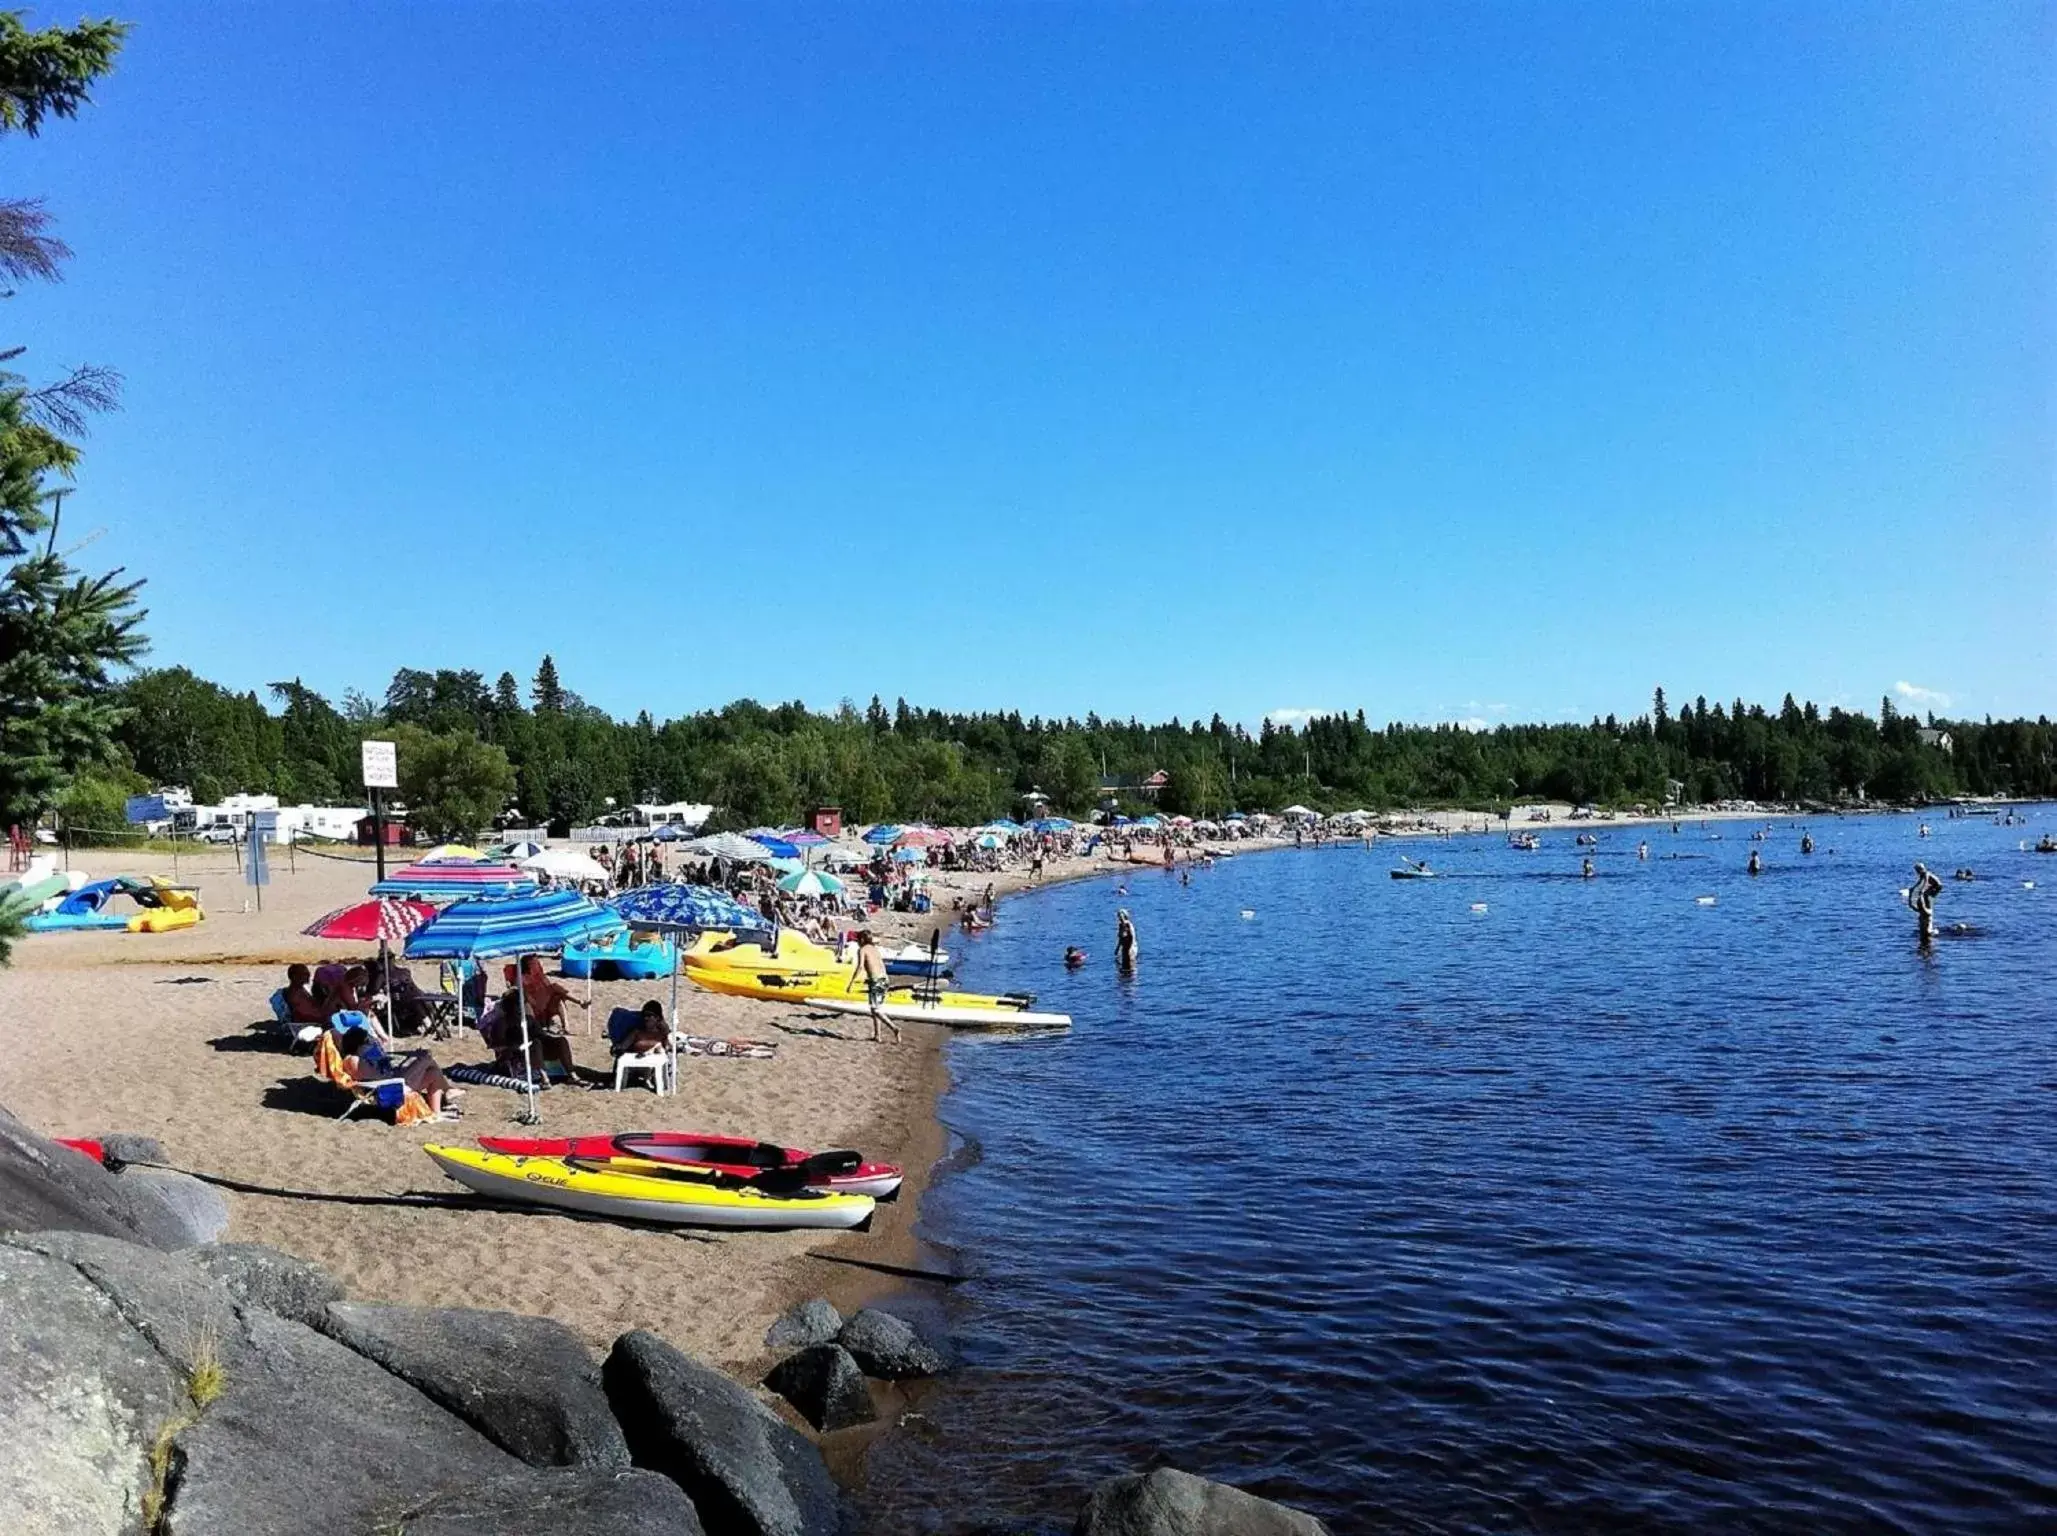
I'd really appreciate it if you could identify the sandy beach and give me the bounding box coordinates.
[0,835,1262,1388]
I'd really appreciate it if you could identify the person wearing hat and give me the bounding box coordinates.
[847,927,899,1043]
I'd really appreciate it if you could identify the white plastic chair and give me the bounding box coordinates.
[613,1048,671,1094]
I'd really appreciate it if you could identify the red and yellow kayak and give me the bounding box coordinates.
[477,1132,902,1200]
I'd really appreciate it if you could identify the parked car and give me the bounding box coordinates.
[198,825,241,844]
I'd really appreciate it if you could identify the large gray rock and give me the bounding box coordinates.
[765,1297,842,1350]
[159,1308,521,1535]
[320,1301,629,1468]
[0,1104,192,1250]
[189,1243,344,1328]
[0,1243,190,1536]
[604,1328,843,1536]
[113,1167,230,1247]
[2,1230,235,1374]
[389,1465,706,1535]
[88,1133,167,1168]
[1074,1468,1332,1536]
[763,1344,875,1433]
[837,1307,946,1380]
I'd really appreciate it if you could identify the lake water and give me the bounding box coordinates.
[858,812,2057,1534]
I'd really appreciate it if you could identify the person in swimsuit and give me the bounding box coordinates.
[849,928,899,1043]
[1908,862,1943,941]
[1114,909,1138,971]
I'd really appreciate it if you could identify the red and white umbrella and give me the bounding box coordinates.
[303,897,437,943]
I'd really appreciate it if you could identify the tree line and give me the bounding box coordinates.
[45,662,2057,842]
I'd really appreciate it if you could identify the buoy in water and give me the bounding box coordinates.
[1469,902,1488,913]
[2025,881,2036,890]
[1695,896,1717,906]
[1239,909,1255,920]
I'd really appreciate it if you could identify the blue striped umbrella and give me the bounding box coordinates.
[861,824,902,845]
[404,888,625,1123]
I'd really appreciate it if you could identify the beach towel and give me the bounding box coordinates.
[313,1031,435,1126]
[676,1035,777,1060]
[447,1063,551,1093]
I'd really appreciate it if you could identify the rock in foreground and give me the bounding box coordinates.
[1074,1467,1332,1536]
[765,1297,843,1350]
[838,1307,946,1380]
[391,1466,706,1535]
[190,1242,345,1328]
[764,1344,876,1433]
[604,1328,843,1536]
[321,1301,629,1468]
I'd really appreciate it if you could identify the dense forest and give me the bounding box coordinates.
[44,660,2057,840]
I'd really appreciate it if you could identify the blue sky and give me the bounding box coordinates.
[13,2,2052,728]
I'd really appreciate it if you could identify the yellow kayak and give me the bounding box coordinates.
[423,1145,875,1230]
[683,963,1069,1026]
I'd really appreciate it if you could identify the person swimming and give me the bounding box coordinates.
[1064,946,1087,969]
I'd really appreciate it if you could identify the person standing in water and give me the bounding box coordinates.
[848,927,900,1044]
[1800,832,1814,855]
[1114,909,1138,971]
[1637,840,1649,861]
[1908,862,1943,941]
[1581,856,1595,879]
[1748,848,1762,876]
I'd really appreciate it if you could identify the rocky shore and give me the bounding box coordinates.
[0,1100,1328,1534]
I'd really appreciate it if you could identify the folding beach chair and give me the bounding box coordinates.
[311,1030,436,1125]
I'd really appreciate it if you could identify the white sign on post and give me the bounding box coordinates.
[361,739,398,790]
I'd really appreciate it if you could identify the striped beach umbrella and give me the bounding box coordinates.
[861,824,902,845]
[895,825,949,848]
[776,868,844,898]
[370,860,535,900]
[608,883,770,935]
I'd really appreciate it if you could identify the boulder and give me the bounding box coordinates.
[0,1103,192,1249]
[763,1344,876,1433]
[0,1243,190,1536]
[113,1167,230,1247]
[389,1466,706,1535]
[765,1297,842,1351]
[1073,1468,1332,1536]
[1,1230,235,1374]
[604,1328,843,1536]
[159,1308,521,1535]
[837,1307,946,1380]
[189,1243,344,1328]
[88,1132,167,1168]
[320,1301,628,1468]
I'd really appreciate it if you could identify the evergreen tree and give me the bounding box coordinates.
[531,654,565,713]
[0,15,138,831]
[493,671,521,714]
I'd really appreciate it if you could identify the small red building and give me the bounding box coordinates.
[808,805,843,838]
[355,815,411,846]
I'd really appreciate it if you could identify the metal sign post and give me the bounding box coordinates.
[362,739,398,882]
[246,811,274,910]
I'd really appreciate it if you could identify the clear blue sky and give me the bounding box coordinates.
[15,2,2053,728]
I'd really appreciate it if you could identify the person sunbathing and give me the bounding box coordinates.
[283,963,326,1025]
[519,955,588,1029]
[335,1025,458,1116]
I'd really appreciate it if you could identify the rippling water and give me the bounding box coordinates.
[858,812,2057,1533]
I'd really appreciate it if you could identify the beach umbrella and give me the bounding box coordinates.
[984,818,1025,833]
[892,846,926,864]
[650,823,691,842]
[1224,812,1246,822]
[1134,816,1163,829]
[896,826,949,848]
[371,860,536,900]
[1028,817,1075,833]
[765,856,804,876]
[682,831,777,862]
[861,824,902,845]
[747,834,801,860]
[303,897,435,944]
[780,828,831,848]
[1280,804,1316,819]
[519,847,610,885]
[406,888,626,1123]
[974,832,1002,850]
[609,882,771,935]
[496,840,544,861]
[777,868,844,898]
